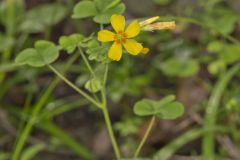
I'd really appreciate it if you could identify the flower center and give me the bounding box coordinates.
[114,31,127,44]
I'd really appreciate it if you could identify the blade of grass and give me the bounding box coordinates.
[12,53,79,160]
[38,121,95,160]
[20,144,46,160]
[202,63,240,160]
[7,98,93,159]
[40,98,88,120]
[154,128,204,160]
[0,0,15,82]
[154,127,227,160]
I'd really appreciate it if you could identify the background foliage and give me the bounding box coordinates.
[0,0,240,159]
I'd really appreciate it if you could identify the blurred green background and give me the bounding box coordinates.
[0,0,240,159]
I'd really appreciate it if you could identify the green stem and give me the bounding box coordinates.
[103,62,109,86]
[100,24,104,30]
[78,43,119,158]
[101,105,121,160]
[1,0,15,83]
[6,0,15,37]
[47,65,101,108]
[77,46,101,103]
[16,90,33,135]
[100,63,120,159]
[134,116,156,158]
[202,63,240,160]
[78,46,95,77]
[101,63,108,106]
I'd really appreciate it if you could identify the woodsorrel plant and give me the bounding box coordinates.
[14,0,184,159]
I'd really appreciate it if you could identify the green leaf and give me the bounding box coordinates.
[59,34,84,54]
[20,144,46,160]
[95,0,120,12]
[15,48,43,67]
[134,95,175,116]
[115,117,141,136]
[19,4,67,33]
[157,102,184,119]
[207,41,224,53]
[220,44,240,64]
[86,39,109,62]
[134,95,184,120]
[103,0,121,11]
[0,0,25,27]
[85,78,102,93]
[34,40,60,64]
[71,0,125,24]
[208,60,226,75]
[15,40,59,67]
[93,3,125,24]
[72,1,97,19]
[201,7,238,35]
[160,58,199,77]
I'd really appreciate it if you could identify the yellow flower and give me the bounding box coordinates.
[98,14,143,61]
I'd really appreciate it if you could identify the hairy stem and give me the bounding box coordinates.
[101,104,121,159]
[48,65,101,108]
[78,46,96,77]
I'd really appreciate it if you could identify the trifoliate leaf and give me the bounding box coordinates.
[93,3,125,24]
[59,34,84,54]
[19,4,67,33]
[72,1,97,19]
[95,0,120,12]
[134,95,184,120]
[201,7,238,35]
[15,40,59,67]
[15,48,43,67]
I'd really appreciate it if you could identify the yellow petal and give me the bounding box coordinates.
[108,42,122,61]
[142,21,176,31]
[123,39,143,55]
[139,16,160,27]
[125,20,140,38]
[111,14,125,32]
[152,22,176,30]
[141,48,150,54]
[97,30,115,42]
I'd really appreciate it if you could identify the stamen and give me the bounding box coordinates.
[114,31,128,44]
